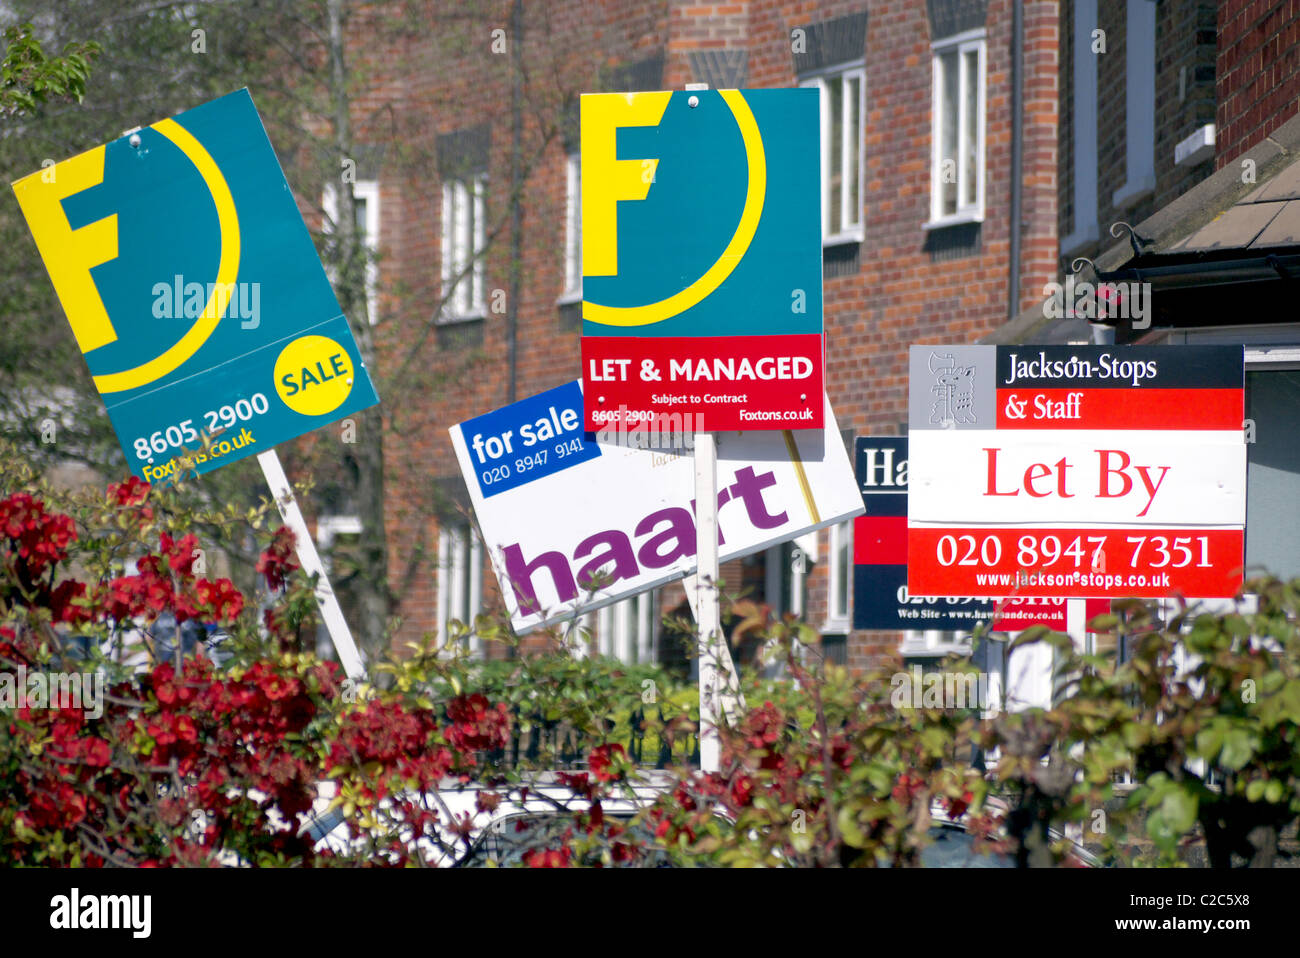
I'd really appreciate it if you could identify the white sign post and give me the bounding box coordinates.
[683,81,742,773]
[258,450,366,681]
[694,431,745,772]
[694,432,721,771]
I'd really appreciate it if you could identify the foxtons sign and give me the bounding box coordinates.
[906,345,1246,599]
[579,88,823,432]
[12,89,379,481]
[450,382,862,633]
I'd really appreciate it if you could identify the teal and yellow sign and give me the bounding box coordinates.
[578,88,823,432]
[12,88,379,482]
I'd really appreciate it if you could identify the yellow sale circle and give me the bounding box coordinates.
[273,335,355,416]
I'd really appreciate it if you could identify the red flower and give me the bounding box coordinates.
[194,578,244,623]
[612,841,639,864]
[558,771,595,800]
[946,789,975,819]
[730,774,755,808]
[892,773,925,805]
[49,579,91,625]
[0,494,77,580]
[522,847,571,868]
[444,694,510,755]
[106,477,154,526]
[172,715,198,744]
[258,672,298,702]
[152,663,179,705]
[257,526,299,591]
[160,531,201,577]
[108,476,151,506]
[81,738,111,768]
[588,743,627,783]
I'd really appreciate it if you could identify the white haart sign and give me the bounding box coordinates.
[450,381,864,633]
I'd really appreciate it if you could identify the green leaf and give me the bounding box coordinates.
[862,763,894,795]
[837,806,867,849]
[1195,722,1225,759]
[1122,722,1150,751]
[1007,626,1050,651]
[1223,614,1251,637]
[1219,728,1256,771]
[1272,681,1300,726]
[790,829,814,854]
[1148,786,1198,848]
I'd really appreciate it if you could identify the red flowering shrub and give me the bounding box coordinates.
[444,693,511,757]
[639,615,990,868]
[0,471,518,868]
[10,462,1150,870]
[0,493,78,610]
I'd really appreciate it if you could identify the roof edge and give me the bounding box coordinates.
[1093,111,1300,272]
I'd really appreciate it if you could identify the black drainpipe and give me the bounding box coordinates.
[1008,1,1024,320]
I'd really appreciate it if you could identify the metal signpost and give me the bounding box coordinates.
[13,89,380,679]
[577,86,823,770]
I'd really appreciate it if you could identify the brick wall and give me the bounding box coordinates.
[1217,0,1300,168]
[1059,0,1215,263]
[334,0,1061,673]
[1156,0,1218,207]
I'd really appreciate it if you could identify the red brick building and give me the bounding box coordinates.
[992,0,1300,603]
[329,0,1068,672]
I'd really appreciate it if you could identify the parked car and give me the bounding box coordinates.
[299,770,693,867]
[299,777,1103,867]
[920,800,1104,868]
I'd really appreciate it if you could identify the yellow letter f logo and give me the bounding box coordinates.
[13,146,119,353]
[581,92,670,278]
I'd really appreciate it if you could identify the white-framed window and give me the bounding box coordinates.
[1112,0,1156,209]
[595,591,657,663]
[764,532,819,619]
[440,173,487,321]
[1062,0,1100,254]
[824,519,853,633]
[559,151,582,303]
[315,515,363,662]
[928,29,986,228]
[322,180,380,323]
[800,64,865,244]
[437,522,484,654]
[900,629,972,657]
